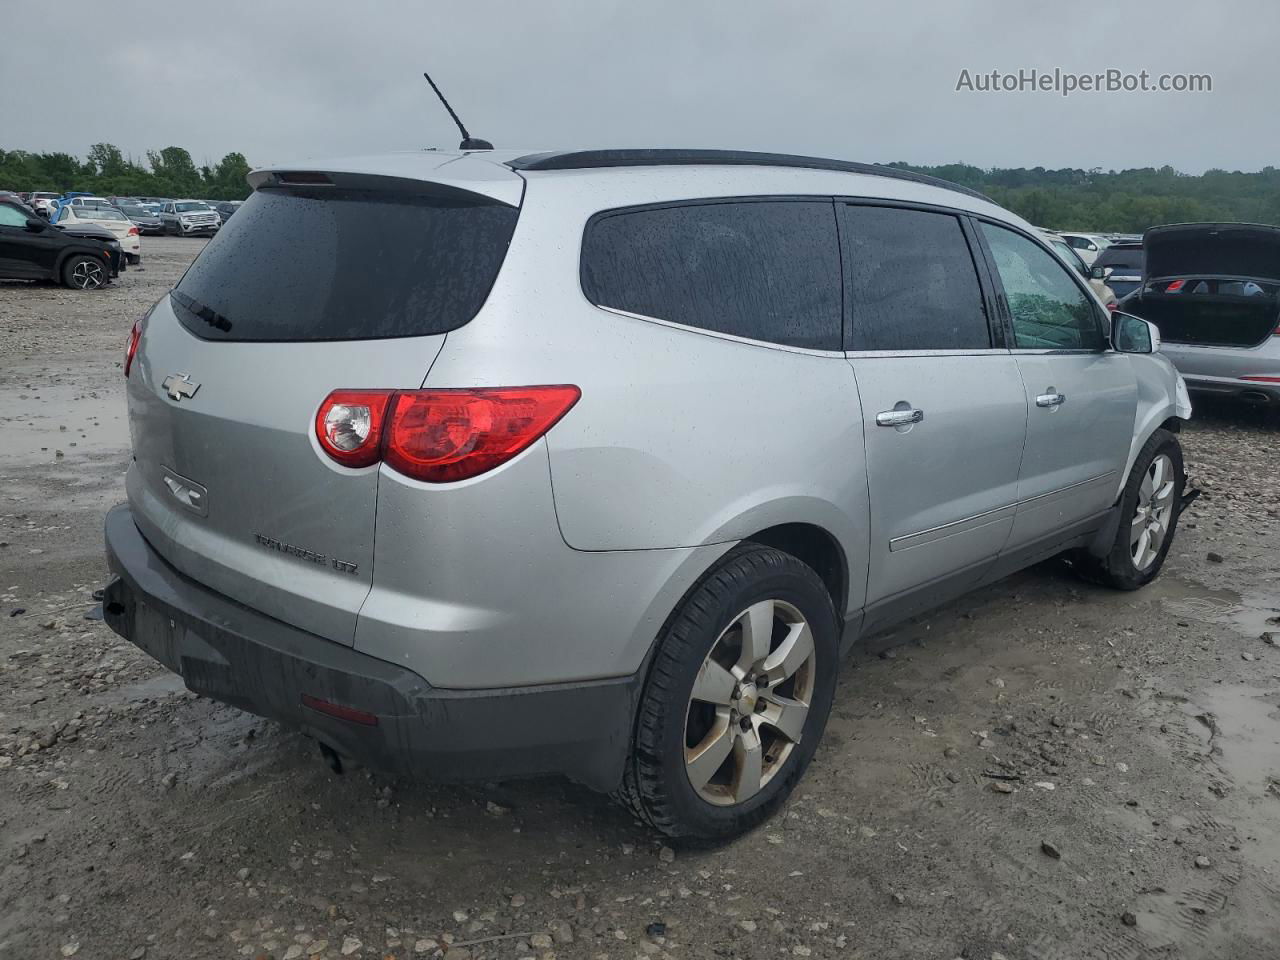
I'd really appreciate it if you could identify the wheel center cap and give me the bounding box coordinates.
[735,682,759,714]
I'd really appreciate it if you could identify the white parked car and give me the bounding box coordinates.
[159,200,222,236]
[68,196,113,208]
[56,204,142,263]
[28,191,60,217]
[1057,232,1112,266]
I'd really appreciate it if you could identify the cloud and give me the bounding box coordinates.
[2,0,1276,174]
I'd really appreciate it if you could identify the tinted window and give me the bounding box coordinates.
[173,187,519,342]
[981,223,1105,351]
[0,205,28,227]
[581,200,841,350]
[844,205,990,351]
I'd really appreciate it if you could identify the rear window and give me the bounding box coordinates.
[173,187,519,341]
[580,200,842,350]
[844,205,991,351]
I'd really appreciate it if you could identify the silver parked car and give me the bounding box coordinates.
[1119,223,1280,407]
[103,148,1193,839]
[159,199,221,236]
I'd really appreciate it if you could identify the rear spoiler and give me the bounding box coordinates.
[246,170,521,208]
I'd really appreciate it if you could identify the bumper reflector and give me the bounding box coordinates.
[302,694,379,726]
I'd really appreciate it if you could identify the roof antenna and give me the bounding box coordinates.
[422,71,493,151]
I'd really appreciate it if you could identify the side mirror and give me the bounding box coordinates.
[1089,264,1107,280]
[1112,311,1160,354]
[25,218,47,232]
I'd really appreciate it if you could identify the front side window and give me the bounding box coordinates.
[843,205,990,351]
[581,200,842,350]
[0,205,29,227]
[981,223,1105,351]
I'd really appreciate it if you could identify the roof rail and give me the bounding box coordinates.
[507,149,992,202]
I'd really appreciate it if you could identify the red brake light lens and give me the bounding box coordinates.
[384,386,581,482]
[1165,279,1186,293]
[124,319,143,377]
[314,390,393,467]
[127,226,139,236]
[313,386,581,482]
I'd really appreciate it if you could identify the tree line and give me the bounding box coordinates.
[888,162,1280,233]
[4,144,1278,232]
[0,144,252,201]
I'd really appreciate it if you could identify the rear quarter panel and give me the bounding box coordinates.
[423,170,874,619]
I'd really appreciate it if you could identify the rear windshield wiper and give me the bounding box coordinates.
[171,290,234,334]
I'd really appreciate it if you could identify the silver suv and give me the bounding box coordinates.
[103,149,1193,839]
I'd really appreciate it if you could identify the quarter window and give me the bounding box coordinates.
[581,200,842,350]
[981,223,1105,351]
[843,205,991,351]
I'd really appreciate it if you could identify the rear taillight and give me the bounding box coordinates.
[1240,375,1280,383]
[124,319,143,377]
[127,226,139,236]
[1166,279,1186,293]
[314,390,393,468]
[385,386,582,482]
[314,386,581,482]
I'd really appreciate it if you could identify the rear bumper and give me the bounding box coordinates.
[102,503,641,791]
[1182,375,1280,404]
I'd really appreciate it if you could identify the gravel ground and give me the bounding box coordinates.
[2,237,1279,960]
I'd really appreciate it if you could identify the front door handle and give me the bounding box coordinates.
[876,407,925,427]
[1035,392,1067,408]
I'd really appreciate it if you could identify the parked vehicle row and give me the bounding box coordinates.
[0,195,124,288]
[1041,229,1117,308]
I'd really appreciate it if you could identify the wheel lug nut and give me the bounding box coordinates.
[739,717,751,731]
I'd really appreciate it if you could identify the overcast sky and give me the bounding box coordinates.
[4,0,1277,175]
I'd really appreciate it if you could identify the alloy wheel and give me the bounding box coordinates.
[70,260,105,290]
[684,599,816,806]
[1131,453,1176,570]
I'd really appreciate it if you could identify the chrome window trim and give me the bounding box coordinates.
[1008,347,1117,356]
[591,305,847,359]
[846,348,1011,359]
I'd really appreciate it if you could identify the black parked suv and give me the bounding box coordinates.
[0,199,123,288]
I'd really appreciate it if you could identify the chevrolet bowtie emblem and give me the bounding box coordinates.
[162,374,200,402]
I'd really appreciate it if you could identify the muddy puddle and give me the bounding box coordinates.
[1157,576,1280,638]
[1189,684,1280,797]
[0,379,128,466]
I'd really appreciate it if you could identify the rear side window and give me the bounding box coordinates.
[173,187,519,341]
[843,205,991,351]
[581,200,841,350]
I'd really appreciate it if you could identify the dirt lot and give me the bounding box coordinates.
[2,237,1279,960]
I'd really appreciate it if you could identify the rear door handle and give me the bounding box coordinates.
[1035,392,1067,408]
[876,407,925,427]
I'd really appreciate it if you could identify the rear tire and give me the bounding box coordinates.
[618,544,839,839]
[1074,428,1184,590]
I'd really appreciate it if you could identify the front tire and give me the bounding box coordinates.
[619,544,839,839]
[1075,428,1185,590]
[61,255,107,290]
